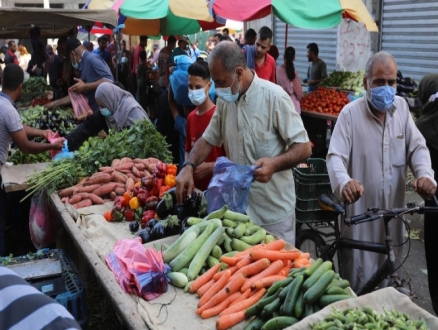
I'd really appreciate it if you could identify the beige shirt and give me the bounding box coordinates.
[203,72,309,226]
[327,95,435,291]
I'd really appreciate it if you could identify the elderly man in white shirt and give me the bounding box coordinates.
[327,52,436,293]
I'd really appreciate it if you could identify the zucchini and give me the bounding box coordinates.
[240,228,266,245]
[168,272,188,288]
[304,258,323,277]
[282,275,303,315]
[187,217,204,226]
[223,234,233,252]
[184,280,193,292]
[207,255,220,268]
[169,222,215,272]
[326,279,351,291]
[294,289,304,318]
[264,235,276,244]
[232,223,247,238]
[279,281,294,301]
[303,270,335,304]
[287,267,306,278]
[222,219,238,228]
[194,218,222,232]
[222,251,238,257]
[245,225,263,236]
[204,205,228,220]
[187,226,225,280]
[163,226,200,263]
[179,268,189,276]
[293,268,308,278]
[246,289,281,318]
[231,238,252,251]
[245,316,265,330]
[267,277,293,296]
[224,210,250,222]
[226,227,234,237]
[261,298,281,318]
[303,261,333,290]
[217,234,226,246]
[326,286,349,295]
[317,294,351,308]
[211,245,222,259]
[261,316,298,330]
[304,303,314,317]
[245,221,254,227]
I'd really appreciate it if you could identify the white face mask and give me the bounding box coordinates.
[188,86,208,106]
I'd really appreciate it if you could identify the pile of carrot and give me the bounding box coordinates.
[59,157,159,208]
[186,239,311,330]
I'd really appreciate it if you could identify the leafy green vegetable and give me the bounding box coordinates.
[22,77,52,94]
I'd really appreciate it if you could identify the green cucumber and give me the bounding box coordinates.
[207,255,220,268]
[223,234,233,252]
[231,238,252,251]
[267,277,293,296]
[245,224,263,236]
[245,221,254,227]
[304,258,323,277]
[326,279,351,291]
[317,294,352,308]
[226,227,234,237]
[217,234,226,246]
[246,290,281,318]
[240,228,266,245]
[279,281,294,301]
[261,316,298,330]
[223,210,250,222]
[179,268,189,276]
[220,262,228,270]
[294,289,304,318]
[211,245,222,259]
[293,268,308,278]
[168,272,188,288]
[264,235,276,243]
[163,226,200,263]
[261,298,281,318]
[326,286,349,295]
[303,261,333,290]
[232,223,246,238]
[304,303,314,317]
[245,316,265,330]
[187,226,225,280]
[194,218,222,232]
[187,217,204,225]
[184,280,193,292]
[303,270,335,304]
[222,251,238,257]
[287,267,306,278]
[204,205,228,220]
[282,274,304,315]
[222,219,238,228]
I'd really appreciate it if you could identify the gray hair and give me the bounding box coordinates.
[209,41,247,73]
[365,52,397,79]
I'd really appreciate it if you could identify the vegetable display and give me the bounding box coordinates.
[25,119,172,197]
[20,106,76,137]
[22,76,52,94]
[310,306,429,330]
[320,70,365,94]
[8,150,51,165]
[301,88,350,116]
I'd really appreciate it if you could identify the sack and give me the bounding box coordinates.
[29,190,58,249]
[106,237,170,300]
[206,157,257,214]
[68,90,93,121]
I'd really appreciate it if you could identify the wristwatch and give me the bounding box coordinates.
[182,161,196,170]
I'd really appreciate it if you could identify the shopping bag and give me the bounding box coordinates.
[52,141,75,161]
[29,190,58,249]
[46,131,63,159]
[206,157,257,214]
[68,90,93,121]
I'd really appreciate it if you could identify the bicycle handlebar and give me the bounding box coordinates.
[345,206,438,226]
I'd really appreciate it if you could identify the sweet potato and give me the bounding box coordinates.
[120,157,133,164]
[59,186,75,198]
[88,193,104,205]
[115,163,135,172]
[145,157,160,163]
[125,178,135,191]
[92,183,118,197]
[109,192,117,200]
[73,199,92,209]
[115,187,125,196]
[69,195,82,205]
[133,158,145,164]
[112,171,127,183]
[132,166,141,178]
[74,192,89,199]
[86,173,111,185]
[142,170,153,178]
[111,159,121,168]
[134,163,145,171]
[120,169,132,174]
[74,178,88,186]
[61,197,67,203]
[99,166,114,173]
[74,184,101,194]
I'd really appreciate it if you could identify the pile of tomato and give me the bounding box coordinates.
[301,87,350,116]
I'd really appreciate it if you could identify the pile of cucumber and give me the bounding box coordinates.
[162,206,274,289]
[244,258,354,330]
[310,306,428,330]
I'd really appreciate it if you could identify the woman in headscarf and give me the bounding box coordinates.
[416,73,438,315]
[66,82,150,150]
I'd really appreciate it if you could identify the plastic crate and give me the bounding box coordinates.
[294,177,332,201]
[4,249,88,326]
[296,208,337,223]
[293,158,330,184]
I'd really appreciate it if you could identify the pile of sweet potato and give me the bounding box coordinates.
[58,157,160,209]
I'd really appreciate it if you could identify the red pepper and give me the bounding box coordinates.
[141,177,154,190]
[137,192,149,206]
[153,177,163,195]
[124,209,135,222]
[155,161,167,174]
[159,185,171,198]
[133,185,147,197]
[141,210,156,228]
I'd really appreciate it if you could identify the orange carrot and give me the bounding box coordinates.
[236,256,252,269]
[252,275,286,290]
[234,239,286,258]
[197,279,215,298]
[216,311,246,330]
[213,266,237,281]
[219,288,266,317]
[234,258,270,278]
[299,252,311,259]
[200,291,241,319]
[198,269,231,308]
[190,263,221,293]
[196,273,246,315]
[241,260,284,292]
[294,259,310,269]
[250,249,301,261]
[279,260,292,276]
[229,288,251,307]
[220,255,245,266]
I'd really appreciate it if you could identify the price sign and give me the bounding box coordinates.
[336,19,371,72]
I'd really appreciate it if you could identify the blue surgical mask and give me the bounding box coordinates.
[216,72,240,103]
[100,108,112,117]
[188,86,208,106]
[367,84,396,112]
[71,53,80,70]
[121,57,128,64]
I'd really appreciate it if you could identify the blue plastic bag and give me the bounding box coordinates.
[206,157,257,214]
[52,141,75,161]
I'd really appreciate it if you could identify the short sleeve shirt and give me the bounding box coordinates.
[307,59,328,91]
[92,49,111,64]
[202,72,309,226]
[255,53,276,83]
[79,51,114,113]
[0,94,23,165]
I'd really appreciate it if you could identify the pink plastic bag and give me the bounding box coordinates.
[47,131,63,159]
[105,237,170,300]
[68,90,93,121]
[29,190,58,249]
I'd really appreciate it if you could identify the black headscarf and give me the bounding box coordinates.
[416,74,438,150]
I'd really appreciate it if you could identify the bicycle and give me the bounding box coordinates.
[296,193,438,296]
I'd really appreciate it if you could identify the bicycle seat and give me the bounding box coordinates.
[318,193,345,214]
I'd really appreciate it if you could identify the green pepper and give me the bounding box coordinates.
[111,209,124,222]
[135,207,143,222]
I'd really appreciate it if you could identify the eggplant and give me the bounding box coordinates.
[146,218,158,229]
[137,229,150,244]
[156,193,174,219]
[129,221,139,233]
[150,221,166,240]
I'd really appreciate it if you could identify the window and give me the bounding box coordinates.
[14,3,44,7]
[50,4,64,8]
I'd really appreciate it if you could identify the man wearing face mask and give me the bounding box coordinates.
[327,52,436,293]
[176,42,311,244]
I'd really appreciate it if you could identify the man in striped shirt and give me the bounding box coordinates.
[0,266,81,330]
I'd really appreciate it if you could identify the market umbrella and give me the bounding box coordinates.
[212,0,378,32]
[117,0,224,36]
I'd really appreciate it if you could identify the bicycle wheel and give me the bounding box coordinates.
[296,229,328,261]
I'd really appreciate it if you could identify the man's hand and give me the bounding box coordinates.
[69,78,86,93]
[342,180,364,203]
[253,157,277,183]
[45,101,57,110]
[194,162,213,180]
[176,166,195,204]
[50,138,65,150]
[413,177,437,199]
[41,129,54,141]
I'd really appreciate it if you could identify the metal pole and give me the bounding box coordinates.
[284,23,288,50]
